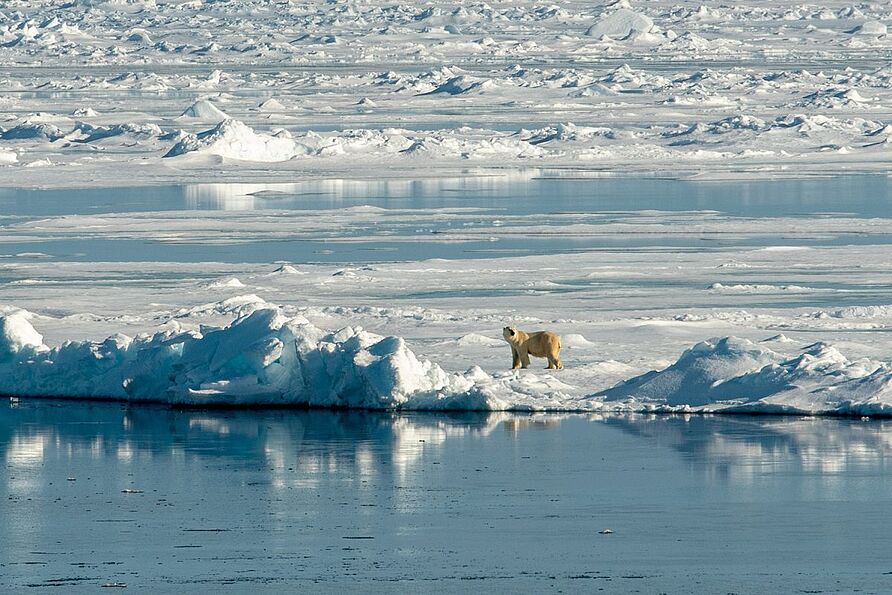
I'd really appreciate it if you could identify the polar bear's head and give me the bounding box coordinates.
[502,326,518,342]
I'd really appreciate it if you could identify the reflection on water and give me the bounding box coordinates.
[6,171,892,218]
[5,401,892,499]
[2,401,510,477]
[603,414,892,484]
[8,173,892,263]
[185,171,544,210]
[12,400,892,482]
[4,401,892,590]
[157,171,892,216]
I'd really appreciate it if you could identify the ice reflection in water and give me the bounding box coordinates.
[9,174,892,264]
[603,414,892,480]
[3,401,892,591]
[181,171,541,211]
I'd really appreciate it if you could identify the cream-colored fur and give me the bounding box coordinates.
[502,326,563,370]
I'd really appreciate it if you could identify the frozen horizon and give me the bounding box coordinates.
[2,1,892,185]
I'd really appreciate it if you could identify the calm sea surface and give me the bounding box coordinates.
[3,173,892,263]
[3,400,892,592]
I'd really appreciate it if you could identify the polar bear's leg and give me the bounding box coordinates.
[511,347,521,369]
[520,348,530,369]
[547,354,563,370]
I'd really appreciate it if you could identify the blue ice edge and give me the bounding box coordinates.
[2,309,892,417]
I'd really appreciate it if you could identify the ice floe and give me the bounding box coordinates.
[5,0,892,183]
[4,306,892,416]
[0,306,506,409]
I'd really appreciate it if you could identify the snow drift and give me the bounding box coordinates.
[0,307,504,409]
[585,8,655,40]
[599,337,779,406]
[599,336,892,415]
[5,305,892,416]
[164,119,311,162]
[179,99,228,121]
[0,311,45,362]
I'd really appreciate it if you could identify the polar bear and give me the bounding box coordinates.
[502,326,563,370]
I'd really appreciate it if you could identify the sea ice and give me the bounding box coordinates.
[164,120,312,162]
[585,8,656,41]
[0,307,506,409]
[4,304,892,416]
[179,99,228,121]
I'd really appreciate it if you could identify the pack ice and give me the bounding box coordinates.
[3,308,892,416]
[0,306,516,409]
[598,337,892,416]
[6,0,892,184]
[164,120,312,162]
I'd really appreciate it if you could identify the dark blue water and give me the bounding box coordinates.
[3,400,892,592]
[4,174,892,263]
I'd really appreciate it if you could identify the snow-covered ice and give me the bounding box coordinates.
[585,8,656,41]
[1,1,892,416]
[2,1,892,184]
[6,299,892,416]
[4,181,892,417]
[164,119,312,162]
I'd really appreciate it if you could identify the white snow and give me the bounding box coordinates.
[562,334,594,348]
[585,8,655,40]
[258,98,286,112]
[852,21,887,36]
[179,99,228,121]
[164,120,312,162]
[0,216,891,416]
[7,303,892,416]
[0,307,505,409]
[455,333,503,347]
[4,0,892,419]
[2,0,892,184]
[207,277,246,289]
[0,310,45,362]
[598,337,892,416]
